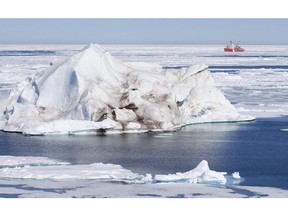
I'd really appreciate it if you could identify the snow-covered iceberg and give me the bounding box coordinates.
[0,44,253,135]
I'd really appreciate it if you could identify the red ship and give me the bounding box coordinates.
[224,41,245,52]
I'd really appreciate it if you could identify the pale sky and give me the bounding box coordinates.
[0,19,287,44]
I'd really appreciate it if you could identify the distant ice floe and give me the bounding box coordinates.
[0,44,253,135]
[0,156,241,185]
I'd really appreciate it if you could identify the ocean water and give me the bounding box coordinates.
[0,44,288,197]
[0,118,288,189]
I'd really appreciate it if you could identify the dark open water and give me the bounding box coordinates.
[0,118,288,189]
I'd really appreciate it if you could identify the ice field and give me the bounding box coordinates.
[0,44,288,197]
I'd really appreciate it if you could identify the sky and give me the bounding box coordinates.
[0,19,288,44]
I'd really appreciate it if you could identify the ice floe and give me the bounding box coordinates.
[0,156,239,186]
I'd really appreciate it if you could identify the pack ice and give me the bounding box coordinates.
[0,44,253,135]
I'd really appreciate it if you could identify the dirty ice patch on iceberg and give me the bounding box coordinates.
[0,43,254,135]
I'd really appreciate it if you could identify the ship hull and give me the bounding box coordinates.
[224,48,245,52]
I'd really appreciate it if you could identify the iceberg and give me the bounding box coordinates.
[0,44,253,135]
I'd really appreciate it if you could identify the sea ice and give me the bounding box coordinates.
[0,44,253,135]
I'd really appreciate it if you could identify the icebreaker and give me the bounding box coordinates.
[0,44,254,135]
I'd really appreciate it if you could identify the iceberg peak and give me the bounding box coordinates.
[193,160,209,172]
[80,43,108,54]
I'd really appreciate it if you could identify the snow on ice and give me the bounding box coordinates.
[0,44,253,135]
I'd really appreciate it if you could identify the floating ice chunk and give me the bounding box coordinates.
[232,172,241,179]
[154,160,227,184]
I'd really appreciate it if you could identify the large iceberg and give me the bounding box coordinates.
[0,44,253,135]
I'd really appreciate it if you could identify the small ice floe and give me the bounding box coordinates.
[281,129,288,132]
[154,160,227,185]
[232,171,241,179]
